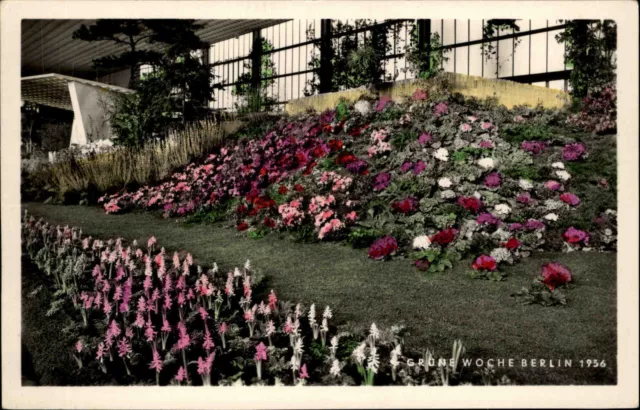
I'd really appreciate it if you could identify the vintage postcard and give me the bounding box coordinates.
[1,0,638,408]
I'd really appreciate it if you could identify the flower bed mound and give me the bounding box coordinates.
[100,92,617,275]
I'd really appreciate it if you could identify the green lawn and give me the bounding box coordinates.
[23,202,617,385]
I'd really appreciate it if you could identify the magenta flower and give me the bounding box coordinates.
[368,236,398,260]
[517,192,534,205]
[434,102,449,117]
[562,143,586,161]
[255,342,268,362]
[524,219,545,231]
[481,121,493,130]
[299,363,309,379]
[400,161,414,173]
[203,327,215,351]
[521,141,547,155]
[376,96,392,112]
[560,192,581,206]
[175,366,187,382]
[472,255,497,271]
[563,227,590,245]
[544,180,562,191]
[541,262,572,290]
[418,133,433,145]
[268,290,278,310]
[373,172,391,191]
[484,172,502,188]
[479,140,494,148]
[413,160,426,175]
[117,337,132,358]
[412,88,427,101]
[477,213,500,225]
[149,348,163,372]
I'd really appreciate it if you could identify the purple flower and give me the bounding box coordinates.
[477,213,500,225]
[524,219,545,231]
[373,172,391,191]
[517,192,534,205]
[544,180,562,191]
[484,172,502,188]
[413,160,426,175]
[320,110,336,125]
[562,143,586,161]
[400,161,414,173]
[509,223,524,231]
[368,235,398,260]
[345,159,368,175]
[376,96,392,112]
[560,192,580,206]
[563,227,590,245]
[434,102,449,117]
[521,141,547,155]
[479,140,494,148]
[418,133,433,145]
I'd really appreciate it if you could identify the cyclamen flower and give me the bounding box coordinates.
[560,193,581,206]
[524,219,546,231]
[477,157,495,170]
[373,172,391,191]
[433,102,449,117]
[544,180,562,191]
[391,197,418,214]
[541,263,572,290]
[517,192,534,205]
[521,141,547,155]
[484,172,502,188]
[438,177,452,188]
[413,160,426,175]
[299,364,309,379]
[479,140,494,148]
[562,143,586,161]
[418,133,433,145]
[459,123,472,132]
[400,161,414,173]
[368,236,398,260]
[502,237,522,250]
[563,227,590,245]
[433,148,449,162]
[430,228,458,246]
[457,196,483,213]
[472,255,497,271]
[477,213,500,225]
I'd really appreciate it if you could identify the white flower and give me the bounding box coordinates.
[477,157,495,170]
[490,248,512,263]
[518,179,534,190]
[438,177,452,188]
[233,267,242,277]
[354,100,371,116]
[308,304,316,325]
[441,190,456,199]
[330,359,342,376]
[494,204,511,216]
[244,259,251,270]
[473,191,482,199]
[367,347,380,374]
[323,306,332,319]
[552,162,565,169]
[321,317,329,332]
[294,338,304,355]
[604,229,613,236]
[544,199,564,211]
[212,262,219,274]
[544,213,559,221]
[412,235,431,250]
[329,336,339,356]
[352,342,367,364]
[491,228,511,241]
[433,148,449,162]
[605,209,617,216]
[390,344,402,369]
[369,323,380,340]
[555,170,571,181]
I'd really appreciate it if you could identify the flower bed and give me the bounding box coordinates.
[22,211,520,386]
[99,91,617,276]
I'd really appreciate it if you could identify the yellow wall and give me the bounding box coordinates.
[284,73,570,115]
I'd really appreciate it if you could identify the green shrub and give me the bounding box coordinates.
[347,228,382,249]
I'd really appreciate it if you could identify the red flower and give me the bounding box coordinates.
[472,255,497,271]
[391,197,419,214]
[430,228,458,246]
[237,222,249,231]
[259,167,268,176]
[263,217,276,228]
[253,196,276,210]
[327,139,343,152]
[294,184,305,193]
[502,237,522,250]
[457,196,483,213]
[235,204,248,215]
[560,193,580,206]
[278,185,288,195]
[335,152,357,166]
[562,227,590,245]
[302,161,317,175]
[368,235,398,260]
[541,262,572,290]
[247,208,259,216]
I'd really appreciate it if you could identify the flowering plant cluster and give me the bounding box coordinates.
[567,84,616,134]
[22,211,516,386]
[512,262,574,306]
[97,90,617,277]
